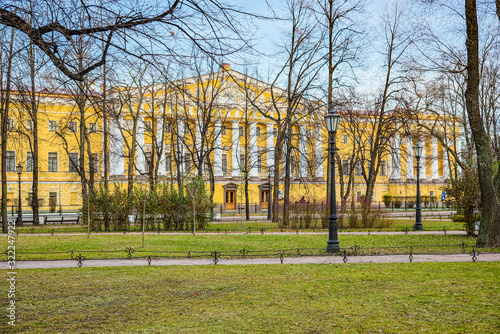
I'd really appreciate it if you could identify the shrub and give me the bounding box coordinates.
[382,194,392,207]
[81,180,214,232]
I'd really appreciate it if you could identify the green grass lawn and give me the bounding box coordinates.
[6,262,500,333]
[13,217,460,234]
[3,234,484,261]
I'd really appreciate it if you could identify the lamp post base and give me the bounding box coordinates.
[413,222,423,230]
[326,240,340,253]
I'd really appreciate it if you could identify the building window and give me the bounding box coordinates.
[26,119,34,131]
[240,153,246,167]
[91,153,98,173]
[125,119,134,131]
[221,124,227,136]
[6,151,15,171]
[165,153,172,172]
[355,161,363,176]
[48,120,57,132]
[68,121,78,133]
[68,153,79,172]
[48,152,58,172]
[273,127,277,137]
[239,126,244,137]
[184,154,191,172]
[26,152,33,172]
[165,122,172,133]
[145,152,152,172]
[290,155,296,174]
[342,160,349,175]
[222,154,228,174]
[143,120,152,133]
[380,161,387,176]
[89,122,97,133]
[258,153,263,173]
[7,118,14,130]
[256,127,261,138]
[342,134,348,144]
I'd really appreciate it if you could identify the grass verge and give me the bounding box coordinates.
[2,234,485,261]
[5,262,500,333]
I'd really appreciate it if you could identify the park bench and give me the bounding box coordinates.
[43,215,80,225]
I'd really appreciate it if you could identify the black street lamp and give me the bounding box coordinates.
[267,166,273,221]
[16,163,23,227]
[413,142,423,230]
[325,108,340,253]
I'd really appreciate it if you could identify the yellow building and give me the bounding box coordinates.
[1,66,461,213]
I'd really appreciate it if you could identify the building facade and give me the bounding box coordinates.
[1,67,462,213]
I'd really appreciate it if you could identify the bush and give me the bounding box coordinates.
[452,214,465,222]
[81,179,214,232]
[382,194,392,207]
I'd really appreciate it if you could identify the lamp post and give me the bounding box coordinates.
[325,108,340,252]
[413,143,423,230]
[267,166,272,221]
[16,164,23,227]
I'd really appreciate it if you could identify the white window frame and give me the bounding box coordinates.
[7,118,15,130]
[26,119,34,131]
[68,153,79,172]
[48,152,58,172]
[6,151,15,171]
[26,152,33,172]
[89,122,97,133]
[68,121,78,133]
[48,120,58,132]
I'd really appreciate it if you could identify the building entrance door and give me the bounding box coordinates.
[225,190,235,210]
[260,190,269,209]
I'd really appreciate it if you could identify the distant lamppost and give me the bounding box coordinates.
[16,164,23,227]
[267,166,273,221]
[413,143,424,230]
[325,108,340,253]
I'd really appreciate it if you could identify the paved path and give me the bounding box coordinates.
[4,252,499,269]
[16,230,467,236]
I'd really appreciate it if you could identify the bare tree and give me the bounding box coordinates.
[0,0,256,82]
[465,0,500,246]
[0,25,15,233]
[358,5,413,224]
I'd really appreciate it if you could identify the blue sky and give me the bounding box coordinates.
[229,0,392,93]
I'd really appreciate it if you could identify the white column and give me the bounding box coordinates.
[406,137,413,179]
[419,138,426,180]
[299,126,307,177]
[110,117,124,175]
[101,121,107,177]
[214,121,223,177]
[431,137,438,179]
[136,117,145,174]
[443,148,450,179]
[232,122,240,177]
[177,120,184,174]
[266,123,274,172]
[282,133,287,176]
[195,120,203,174]
[457,135,464,175]
[157,117,166,176]
[315,127,323,178]
[249,123,258,177]
[393,133,401,179]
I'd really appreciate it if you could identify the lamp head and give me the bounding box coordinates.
[324,108,340,133]
[413,142,423,159]
[16,163,23,175]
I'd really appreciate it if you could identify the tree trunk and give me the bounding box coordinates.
[465,0,500,246]
[1,27,14,233]
[29,41,39,225]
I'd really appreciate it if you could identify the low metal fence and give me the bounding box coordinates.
[8,243,500,267]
